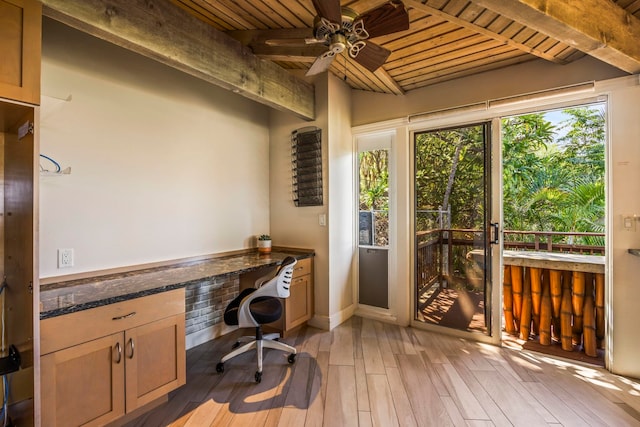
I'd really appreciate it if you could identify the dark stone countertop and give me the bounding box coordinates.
[40,249,314,320]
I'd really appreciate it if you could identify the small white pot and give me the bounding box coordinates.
[257,239,272,253]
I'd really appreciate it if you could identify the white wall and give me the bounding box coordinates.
[327,75,355,319]
[39,19,270,278]
[269,74,330,325]
[269,73,355,330]
[352,56,626,126]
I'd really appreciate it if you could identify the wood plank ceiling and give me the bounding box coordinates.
[171,0,640,96]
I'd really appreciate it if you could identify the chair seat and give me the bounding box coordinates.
[224,288,283,325]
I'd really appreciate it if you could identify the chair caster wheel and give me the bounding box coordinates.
[216,362,224,373]
[255,371,262,383]
[288,354,296,364]
[232,341,240,349]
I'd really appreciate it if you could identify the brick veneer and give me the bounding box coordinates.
[184,275,239,336]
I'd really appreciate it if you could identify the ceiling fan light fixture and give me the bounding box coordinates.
[349,40,366,59]
[313,16,341,41]
[351,19,369,41]
[330,34,347,54]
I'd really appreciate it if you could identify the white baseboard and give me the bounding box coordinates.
[330,304,357,329]
[186,323,236,350]
[308,304,358,331]
[354,305,400,325]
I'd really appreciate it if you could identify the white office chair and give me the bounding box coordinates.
[216,256,298,382]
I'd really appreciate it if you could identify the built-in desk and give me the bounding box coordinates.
[39,249,314,426]
[40,249,314,319]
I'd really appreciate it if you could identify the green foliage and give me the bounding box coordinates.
[360,105,605,243]
[415,125,486,231]
[502,105,605,239]
[359,150,389,210]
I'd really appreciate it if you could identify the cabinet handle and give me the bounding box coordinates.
[128,338,135,359]
[112,311,136,321]
[115,342,122,364]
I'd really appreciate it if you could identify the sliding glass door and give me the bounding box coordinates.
[413,122,494,336]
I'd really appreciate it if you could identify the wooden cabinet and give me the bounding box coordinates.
[0,0,41,105]
[1,95,38,427]
[284,257,314,332]
[40,289,186,427]
[40,333,125,427]
[0,2,40,423]
[124,314,186,411]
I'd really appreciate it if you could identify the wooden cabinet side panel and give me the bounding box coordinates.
[285,257,314,332]
[40,333,125,427]
[285,275,311,331]
[0,0,41,104]
[125,314,186,411]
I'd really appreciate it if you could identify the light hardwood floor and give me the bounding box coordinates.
[124,316,640,426]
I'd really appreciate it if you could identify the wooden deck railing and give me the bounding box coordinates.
[503,230,605,255]
[416,228,605,357]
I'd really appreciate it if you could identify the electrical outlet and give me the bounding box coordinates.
[58,248,74,268]
[58,293,75,307]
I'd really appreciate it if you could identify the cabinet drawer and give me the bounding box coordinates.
[292,257,312,278]
[41,288,185,355]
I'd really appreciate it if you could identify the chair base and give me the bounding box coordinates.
[217,328,297,382]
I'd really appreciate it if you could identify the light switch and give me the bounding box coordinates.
[623,215,636,231]
[319,213,326,227]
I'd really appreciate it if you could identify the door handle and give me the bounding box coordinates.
[115,342,122,364]
[128,338,135,359]
[490,223,500,244]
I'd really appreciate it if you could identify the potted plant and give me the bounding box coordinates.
[257,234,272,254]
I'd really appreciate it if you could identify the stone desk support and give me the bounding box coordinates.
[40,249,315,347]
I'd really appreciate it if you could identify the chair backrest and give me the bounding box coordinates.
[273,256,296,298]
[237,256,297,327]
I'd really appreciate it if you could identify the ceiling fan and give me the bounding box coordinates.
[269,0,410,76]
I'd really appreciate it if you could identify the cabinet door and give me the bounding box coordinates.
[0,0,41,104]
[125,314,186,411]
[40,333,125,427]
[285,274,312,331]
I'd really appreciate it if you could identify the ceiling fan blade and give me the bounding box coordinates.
[265,38,326,47]
[358,0,410,38]
[312,0,342,24]
[306,50,338,76]
[351,42,391,73]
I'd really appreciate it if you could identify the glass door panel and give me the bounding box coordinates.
[414,123,492,334]
[359,148,389,308]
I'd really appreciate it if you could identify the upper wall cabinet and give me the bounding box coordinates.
[0,0,41,105]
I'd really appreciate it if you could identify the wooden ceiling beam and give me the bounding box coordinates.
[227,29,327,61]
[406,0,569,64]
[41,0,315,120]
[471,0,640,73]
